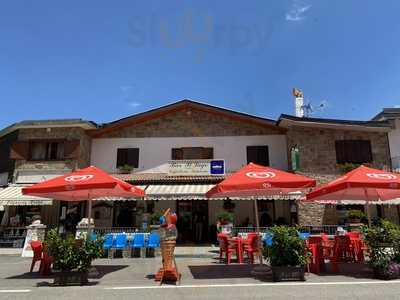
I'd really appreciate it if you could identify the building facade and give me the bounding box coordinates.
[0,99,397,246]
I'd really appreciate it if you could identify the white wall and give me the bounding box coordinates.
[91,135,288,173]
[389,119,400,159]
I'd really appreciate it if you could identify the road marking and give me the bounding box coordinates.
[0,289,31,293]
[105,280,400,290]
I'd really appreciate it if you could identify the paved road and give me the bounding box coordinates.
[1,256,400,299]
[2,281,400,300]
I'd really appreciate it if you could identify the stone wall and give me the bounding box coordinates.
[286,126,390,174]
[100,108,283,138]
[15,127,91,170]
[288,126,391,226]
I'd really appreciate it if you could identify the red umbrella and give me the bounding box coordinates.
[206,163,316,198]
[207,163,316,265]
[22,166,145,232]
[305,165,400,225]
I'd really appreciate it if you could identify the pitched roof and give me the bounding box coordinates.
[91,99,283,137]
[0,119,97,138]
[371,108,400,121]
[278,114,391,132]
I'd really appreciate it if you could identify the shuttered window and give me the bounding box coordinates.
[335,140,373,164]
[116,148,139,168]
[29,141,64,161]
[247,146,270,166]
[171,147,214,160]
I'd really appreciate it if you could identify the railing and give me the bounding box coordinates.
[233,225,341,236]
[93,227,142,235]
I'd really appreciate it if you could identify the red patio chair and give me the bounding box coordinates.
[307,237,325,274]
[30,241,43,273]
[39,244,53,276]
[218,234,241,264]
[245,234,260,264]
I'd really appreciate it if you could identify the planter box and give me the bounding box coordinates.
[272,266,305,282]
[53,270,89,286]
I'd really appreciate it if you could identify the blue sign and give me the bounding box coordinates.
[210,160,225,175]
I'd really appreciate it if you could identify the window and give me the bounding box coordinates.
[30,141,64,161]
[171,147,214,160]
[247,145,269,166]
[116,148,139,168]
[335,140,372,164]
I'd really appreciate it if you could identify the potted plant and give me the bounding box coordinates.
[265,226,309,282]
[362,220,400,280]
[216,211,234,234]
[347,210,366,224]
[222,199,236,212]
[118,164,134,174]
[45,229,103,286]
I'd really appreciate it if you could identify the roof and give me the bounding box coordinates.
[372,108,400,121]
[278,114,391,132]
[0,119,97,139]
[91,99,283,137]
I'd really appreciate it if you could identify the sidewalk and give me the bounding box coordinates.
[0,253,380,290]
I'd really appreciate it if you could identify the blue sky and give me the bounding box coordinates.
[1,0,400,128]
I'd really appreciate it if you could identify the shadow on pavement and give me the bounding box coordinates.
[189,264,255,279]
[6,265,128,280]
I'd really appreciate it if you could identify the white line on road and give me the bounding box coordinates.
[0,289,31,293]
[105,280,400,290]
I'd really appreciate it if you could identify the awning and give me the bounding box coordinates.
[0,186,53,206]
[145,184,215,200]
[15,170,72,184]
[144,184,302,200]
[94,186,147,201]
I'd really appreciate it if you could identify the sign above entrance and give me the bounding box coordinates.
[168,160,225,176]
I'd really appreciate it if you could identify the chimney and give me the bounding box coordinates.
[292,88,304,117]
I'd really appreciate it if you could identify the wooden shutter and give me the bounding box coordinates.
[202,148,214,159]
[172,148,183,160]
[126,148,139,168]
[247,146,269,166]
[64,140,80,159]
[247,146,258,164]
[117,148,128,167]
[335,140,346,164]
[10,141,29,160]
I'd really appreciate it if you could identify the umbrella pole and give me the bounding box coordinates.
[364,189,372,227]
[87,194,92,237]
[253,199,263,265]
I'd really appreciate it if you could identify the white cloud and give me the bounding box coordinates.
[120,85,133,92]
[286,2,312,22]
[128,101,141,108]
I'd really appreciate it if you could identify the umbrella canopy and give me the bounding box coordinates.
[22,166,145,201]
[206,163,316,198]
[305,165,400,204]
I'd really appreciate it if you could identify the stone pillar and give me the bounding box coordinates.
[297,202,324,226]
[21,222,47,258]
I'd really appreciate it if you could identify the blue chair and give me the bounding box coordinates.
[299,232,310,240]
[263,232,273,247]
[90,233,97,241]
[147,232,160,249]
[114,234,128,250]
[131,233,146,257]
[103,234,114,258]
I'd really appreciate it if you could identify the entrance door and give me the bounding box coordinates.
[177,201,209,244]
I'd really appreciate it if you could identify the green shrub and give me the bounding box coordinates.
[347,210,366,221]
[362,220,400,276]
[337,163,360,174]
[150,212,162,225]
[265,226,309,267]
[216,211,234,224]
[45,229,103,272]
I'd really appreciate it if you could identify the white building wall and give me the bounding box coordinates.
[91,135,288,173]
[389,120,400,168]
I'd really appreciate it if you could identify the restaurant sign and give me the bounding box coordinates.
[168,160,225,176]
